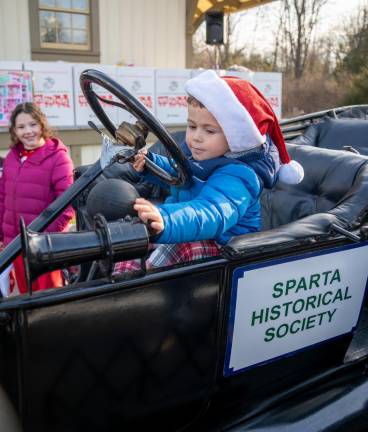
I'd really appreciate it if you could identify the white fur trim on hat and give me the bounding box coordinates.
[185,70,265,152]
[279,160,304,184]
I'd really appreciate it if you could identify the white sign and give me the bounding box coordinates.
[73,64,118,128]
[24,62,75,127]
[253,72,282,119]
[116,67,155,124]
[0,61,23,71]
[224,243,368,375]
[190,68,226,79]
[155,69,191,125]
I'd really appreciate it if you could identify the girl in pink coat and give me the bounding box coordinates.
[0,102,74,294]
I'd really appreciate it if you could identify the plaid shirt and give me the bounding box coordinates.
[113,240,220,274]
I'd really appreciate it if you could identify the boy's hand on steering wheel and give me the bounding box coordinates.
[134,198,164,235]
[132,148,147,172]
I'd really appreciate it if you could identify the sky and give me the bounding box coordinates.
[232,0,367,54]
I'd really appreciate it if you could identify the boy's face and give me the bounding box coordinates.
[186,104,229,161]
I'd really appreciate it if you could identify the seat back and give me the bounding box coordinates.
[261,144,368,230]
[289,117,368,156]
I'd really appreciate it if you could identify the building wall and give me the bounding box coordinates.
[0,0,31,61]
[0,0,186,68]
[99,0,186,68]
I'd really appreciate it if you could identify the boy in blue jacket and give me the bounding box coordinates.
[115,70,304,272]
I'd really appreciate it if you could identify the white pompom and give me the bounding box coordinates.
[278,160,304,184]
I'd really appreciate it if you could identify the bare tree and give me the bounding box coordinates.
[219,14,249,68]
[337,3,368,75]
[277,0,328,79]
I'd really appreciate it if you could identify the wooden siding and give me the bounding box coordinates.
[99,0,186,68]
[0,0,31,61]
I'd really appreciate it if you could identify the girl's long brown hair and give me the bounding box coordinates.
[9,102,54,147]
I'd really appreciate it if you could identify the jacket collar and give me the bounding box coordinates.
[181,139,278,189]
[13,138,63,165]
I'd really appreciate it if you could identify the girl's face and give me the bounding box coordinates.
[186,104,229,161]
[13,113,45,150]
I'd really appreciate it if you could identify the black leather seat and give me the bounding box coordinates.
[224,144,368,258]
[291,117,368,155]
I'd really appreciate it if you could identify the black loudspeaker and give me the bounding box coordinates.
[206,11,224,45]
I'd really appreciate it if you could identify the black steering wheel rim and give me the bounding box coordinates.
[80,69,190,186]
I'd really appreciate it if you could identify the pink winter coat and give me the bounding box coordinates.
[0,137,74,246]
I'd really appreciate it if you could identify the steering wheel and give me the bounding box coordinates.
[80,69,190,186]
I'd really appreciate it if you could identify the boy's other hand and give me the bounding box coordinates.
[132,148,147,172]
[134,198,164,235]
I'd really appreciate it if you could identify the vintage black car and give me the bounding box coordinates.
[0,70,367,432]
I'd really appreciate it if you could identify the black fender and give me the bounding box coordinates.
[0,385,22,432]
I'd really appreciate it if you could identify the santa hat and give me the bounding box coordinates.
[185,70,304,184]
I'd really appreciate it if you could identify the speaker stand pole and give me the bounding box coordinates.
[214,44,220,71]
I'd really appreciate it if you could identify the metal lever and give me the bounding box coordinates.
[330,223,361,242]
[342,145,360,155]
[88,120,102,135]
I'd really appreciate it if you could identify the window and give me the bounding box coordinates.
[39,0,90,50]
[29,0,100,62]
